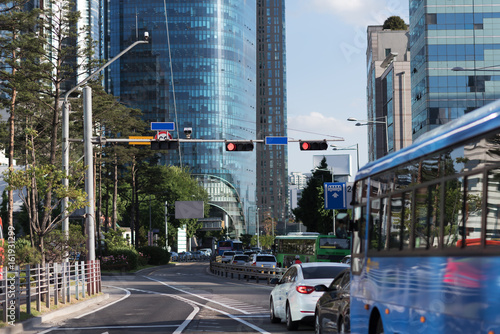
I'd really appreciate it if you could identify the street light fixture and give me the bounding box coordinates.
[61,35,149,261]
[452,65,500,72]
[348,116,389,156]
[331,144,359,171]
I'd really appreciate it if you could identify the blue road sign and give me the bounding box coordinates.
[265,136,288,145]
[324,182,347,210]
[151,122,175,131]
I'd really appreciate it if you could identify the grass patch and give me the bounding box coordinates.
[0,293,103,328]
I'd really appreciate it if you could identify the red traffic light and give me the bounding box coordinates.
[225,141,254,151]
[299,140,328,151]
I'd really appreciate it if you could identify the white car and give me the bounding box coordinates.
[269,262,349,331]
[221,251,236,263]
[249,254,277,268]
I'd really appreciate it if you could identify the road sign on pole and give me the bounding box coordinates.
[265,136,288,145]
[151,122,175,131]
[324,182,353,210]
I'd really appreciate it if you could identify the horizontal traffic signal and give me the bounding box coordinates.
[225,141,254,151]
[299,140,328,151]
[151,140,179,150]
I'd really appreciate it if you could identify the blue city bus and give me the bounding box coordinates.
[350,100,500,333]
[216,240,243,255]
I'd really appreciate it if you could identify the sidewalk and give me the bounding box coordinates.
[0,286,119,334]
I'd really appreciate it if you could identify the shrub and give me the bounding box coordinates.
[137,246,170,265]
[100,248,138,271]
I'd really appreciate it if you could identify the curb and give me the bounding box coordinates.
[0,293,109,334]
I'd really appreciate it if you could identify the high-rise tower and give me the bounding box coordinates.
[106,1,257,238]
[410,0,500,140]
[256,0,288,235]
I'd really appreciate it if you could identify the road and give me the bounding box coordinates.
[29,262,314,333]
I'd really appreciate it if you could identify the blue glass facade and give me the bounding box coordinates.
[105,0,256,234]
[410,0,500,140]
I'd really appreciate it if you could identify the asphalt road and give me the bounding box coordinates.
[26,262,314,334]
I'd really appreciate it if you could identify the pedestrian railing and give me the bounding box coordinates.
[209,261,286,284]
[1,260,101,324]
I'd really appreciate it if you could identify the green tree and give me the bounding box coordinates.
[119,165,209,249]
[383,16,408,30]
[292,157,333,234]
[0,1,45,230]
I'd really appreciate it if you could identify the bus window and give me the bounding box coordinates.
[402,192,411,249]
[444,177,463,248]
[464,173,483,246]
[414,184,440,249]
[352,205,366,274]
[368,196,388,251]
[486,169,500,246]
[389,193,403,249]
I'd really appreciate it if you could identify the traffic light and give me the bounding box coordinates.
[151,140,179,150]
[225,141,254,151]
[299,140,328,151]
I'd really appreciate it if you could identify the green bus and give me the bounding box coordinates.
[274,232,350,267]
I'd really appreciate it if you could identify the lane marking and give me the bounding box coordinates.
[143,276,271,334]
[40,324,180,330]
[75,285,131,319]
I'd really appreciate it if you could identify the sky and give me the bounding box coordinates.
[285,0,410,175]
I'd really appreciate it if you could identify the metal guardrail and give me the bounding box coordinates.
[1,260,101,324]
[209,261,287,284]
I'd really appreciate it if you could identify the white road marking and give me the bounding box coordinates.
[143,276,271,334]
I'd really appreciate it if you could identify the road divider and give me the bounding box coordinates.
[209,261,286,284]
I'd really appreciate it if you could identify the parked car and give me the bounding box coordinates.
[169,252,179,261]
[230,254,249,265]
[221,251,236,263]
[178,251,192,261]
[191,251,203,259]
[249,254,277,268]
[314,268,351,333]
[269,262,349,331]
[199,248,212,256]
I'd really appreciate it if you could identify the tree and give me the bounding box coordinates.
[383,16,408,30]
[119,164,209,249]
[4,158,87,263]
[292,157,333,234]
[0,1,45,231]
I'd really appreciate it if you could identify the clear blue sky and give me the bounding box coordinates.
[286,0,409,174]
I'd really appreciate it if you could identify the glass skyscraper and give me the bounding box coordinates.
[105,0,257,237]
[256,0,288,235]
[410,0,500,140]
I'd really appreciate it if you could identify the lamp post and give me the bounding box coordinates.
[348,116,388,156]
[331,144,359,172]
[61,36,149,260]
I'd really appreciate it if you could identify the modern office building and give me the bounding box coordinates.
[409,0,500,141]
[106,1,257,238]
[367,25,412,161]
[255,0,288,236]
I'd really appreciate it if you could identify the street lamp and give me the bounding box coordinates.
[331,144,359,171]
[452,66,500,72]
[61,35,149,261]
[348,116,389,156]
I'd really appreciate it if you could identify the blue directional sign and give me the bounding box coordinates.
[151,122,175,131]
[265,136,288,145]
[324,182,350,210]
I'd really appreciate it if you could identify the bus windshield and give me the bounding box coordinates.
[319,237,350,250]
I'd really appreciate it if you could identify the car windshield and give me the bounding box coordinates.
[234,256,248,260]
[256,256,275,262]
[302,266,347,279]
[224,252,235,256]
